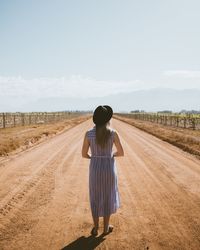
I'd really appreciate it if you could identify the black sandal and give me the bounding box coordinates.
[103,225,113,235]
[90,227,98,236]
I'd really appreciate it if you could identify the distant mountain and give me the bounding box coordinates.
[1,88,200,112]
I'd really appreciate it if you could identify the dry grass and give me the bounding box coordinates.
[0,115,91,156]
[114,115,200,159]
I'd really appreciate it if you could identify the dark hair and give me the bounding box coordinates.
[95,123,111,148]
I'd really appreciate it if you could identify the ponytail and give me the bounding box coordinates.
[95,123,111,148]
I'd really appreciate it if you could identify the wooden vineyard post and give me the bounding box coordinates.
[34,113,37,124]
[21,113,25,126]
[13,114,16,127]
[170,116,173,126]
[164,116,167,125]
[183,117,186,129]
[49,113,51,123]
[29,114,31,125]
[160,116,163,125]
[2,113,6,128]
[191,118,196,130]
[176,116,179,127]
[44,113,46,124]
[41,113,44,124]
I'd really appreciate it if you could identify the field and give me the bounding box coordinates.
[114,114,200,159]
[0,114,91,156]
[0,117,200,250]
[0,111,87,128]
[118,112,200,130]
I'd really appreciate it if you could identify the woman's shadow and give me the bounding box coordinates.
[61,234,106,250]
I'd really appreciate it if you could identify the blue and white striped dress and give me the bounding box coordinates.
[87,126,120,217]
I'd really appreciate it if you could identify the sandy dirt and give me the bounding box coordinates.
[0,118,200,250]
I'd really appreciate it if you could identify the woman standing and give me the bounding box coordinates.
[82,105,124,236]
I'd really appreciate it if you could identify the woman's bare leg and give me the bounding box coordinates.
[92,216,99,231]
[103,215,110,232]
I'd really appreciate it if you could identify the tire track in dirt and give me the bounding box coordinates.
[0,145,75,219]
[0,120,90,248]
[113,119,200,249]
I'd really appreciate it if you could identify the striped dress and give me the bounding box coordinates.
[87,126,120,217]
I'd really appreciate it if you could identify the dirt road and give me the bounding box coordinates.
[0,118,200,250]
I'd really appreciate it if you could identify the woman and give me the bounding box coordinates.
[82,105,124,236]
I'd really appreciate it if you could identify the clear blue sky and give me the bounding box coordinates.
[0,0,200,105]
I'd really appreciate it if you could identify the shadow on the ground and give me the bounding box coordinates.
[61,234,106,250]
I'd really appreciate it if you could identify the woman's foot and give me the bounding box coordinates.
[103,225,113,235]
[90,227,98,236]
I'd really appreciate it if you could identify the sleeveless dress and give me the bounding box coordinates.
[87,126,120,217]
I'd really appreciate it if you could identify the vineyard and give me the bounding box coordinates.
[116,113,200,130]
[0,111,86,129]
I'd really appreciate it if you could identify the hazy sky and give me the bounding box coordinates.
[0,0,200,102]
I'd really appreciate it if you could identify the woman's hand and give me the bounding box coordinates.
[113,131,124,157]
[82,132,91,159]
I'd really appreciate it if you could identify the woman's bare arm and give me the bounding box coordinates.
[113,131,124,157]
[81,132,91,159]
